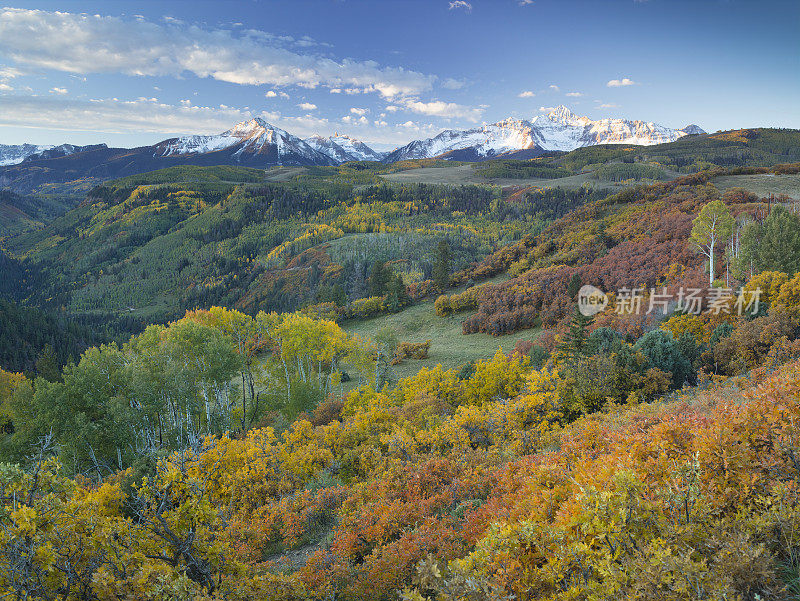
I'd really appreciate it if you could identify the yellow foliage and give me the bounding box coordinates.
[660,311,733,345]
[744,270,788,308]
[773,272,800,313]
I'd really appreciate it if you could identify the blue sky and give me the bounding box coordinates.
[0,0,797,149]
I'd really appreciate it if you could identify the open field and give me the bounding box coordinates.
[712,173,800,200]
[342,299,540,381]
[263,166,307,182]
[379,162,682,191]
[379,163,597,188]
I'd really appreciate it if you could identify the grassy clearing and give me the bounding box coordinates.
[713,173,800,200]
[379,164,595,188]
[342,299,540,381]
[263,166,308,182]
[379,163,681,191]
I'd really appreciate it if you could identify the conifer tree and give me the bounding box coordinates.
[433,240,452,292]
[557,307,595,365]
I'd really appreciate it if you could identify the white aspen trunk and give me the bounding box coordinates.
[708,237,716,285]
[282,359,291,403]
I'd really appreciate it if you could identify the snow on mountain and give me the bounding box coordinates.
[305,133,385,163]
[384,106,706,162]
[680,124,705,136]
[384,118,542,163]
[0,143,85,166]
[2,110,707,172]
[158,118,336,166]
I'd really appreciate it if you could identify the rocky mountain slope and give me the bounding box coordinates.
[0,109,707,193]
[305,133,385,162]
[384,105,704,162]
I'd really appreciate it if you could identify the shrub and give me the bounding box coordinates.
[392,340,431,365]
[634,329,694,388]
[339,295,389,319]
[434,286,483,316]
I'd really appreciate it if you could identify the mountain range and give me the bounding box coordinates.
[0,106,704,193]
[384,106,702,162]
[0,143,99,166]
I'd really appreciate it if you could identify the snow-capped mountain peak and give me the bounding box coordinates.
[543,105,588,127]
[305,133,384,163]
[385,107,706,161]
[2,109,707,172]
[158,118,335,166]
[0,143,91,166]
[224,118,283,139]
[680,124,705,136]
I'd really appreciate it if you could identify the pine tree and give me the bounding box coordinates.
[369,261,393,297]
[387,274,410,312]
[433,240,452,292]
[35,344,61,382]
[557,308,594,365]
[567,273,582,299]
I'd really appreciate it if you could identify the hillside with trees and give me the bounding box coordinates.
[0,137,800,599]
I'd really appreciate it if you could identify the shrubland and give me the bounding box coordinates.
[1,141,800,598]
[2,302,800,598]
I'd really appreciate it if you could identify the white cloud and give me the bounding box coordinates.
[297,102,317,110]
[265,90,289,98]
[0,7,434,98]
[549,84,560,91]
[49,87,68,95]
[350,107,369,116]
[519,0,534,5]
[342,114,368,125]
[400,98,483,121]
[0,65,22,91]
[330,87,366,95]
[448,1,472,12]
[598,103,619,108]
[286,114,330,131]
[0,65,23,80]
[607,78,637,87]
[385,105,399,112]
[441,77,466,90]
[565,91,583,97]
[0,94,257,135]
[0,93,445,148]
[518,90,535,98]
[538,106,556,112]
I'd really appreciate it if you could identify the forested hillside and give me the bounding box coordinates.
[1,131,800,599]
[5,165,598,324]
[3,282,800,599]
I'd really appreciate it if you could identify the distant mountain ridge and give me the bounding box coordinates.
[157,118,337,166]
[384,106,704,162]
[305,133,386,162]
[0,143,104,166]
[0,107,706,193]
